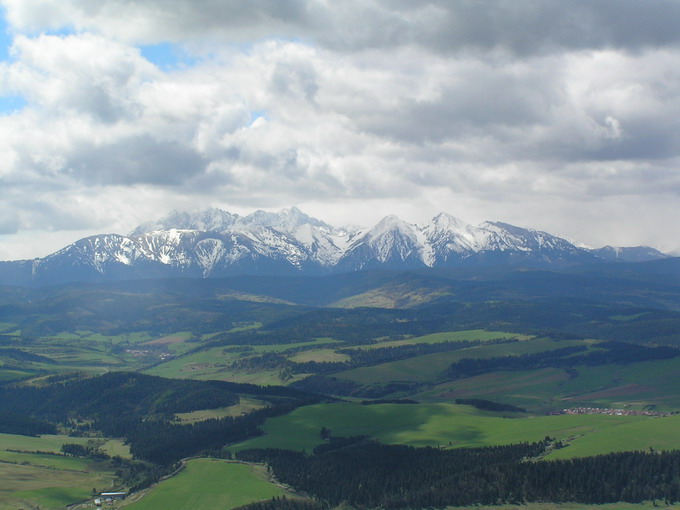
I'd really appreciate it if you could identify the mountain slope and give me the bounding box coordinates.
[0,208,670,286]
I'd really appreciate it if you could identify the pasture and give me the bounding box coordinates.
[337,338,586,384]
[355,329,532,349]
[0,433,118,509]
[452,504,677,510]
[123,459,292,510]
[425,355,680,410]
[228,402,680,459]
[145,337,340,383]
[175,397,269,423]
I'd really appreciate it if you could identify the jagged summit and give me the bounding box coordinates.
[0,207,670,285]
[130,208,239,235]
[239,206,331,231]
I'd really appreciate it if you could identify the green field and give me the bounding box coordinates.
[101,438,132,458]
[338,338,585,384]
[176,398,269,423]
[355,329,533,349]
[144,345,253,381]
[0,449,99,470]
[289,348,351,363]
[0,465,102,510]
[0,432,93,453]
[146,338,340,383]
[421,355,680,410]
[451,504,680,510]
[0,433,118,509]
[229,402,680,459]
[123,459,292,510]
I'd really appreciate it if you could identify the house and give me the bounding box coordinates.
[100,492,127,502]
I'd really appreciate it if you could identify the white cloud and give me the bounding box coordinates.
[0,2,679,257]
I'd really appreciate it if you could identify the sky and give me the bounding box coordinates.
[0,0,679,260]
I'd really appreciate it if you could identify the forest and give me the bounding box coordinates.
[445,341,680,379]
[237,439,680,507]
[0,372,324,465]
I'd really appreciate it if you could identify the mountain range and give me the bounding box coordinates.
[0,207,670,286]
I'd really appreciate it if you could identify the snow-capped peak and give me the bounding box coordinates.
[368,214,417,241]
[237,206,332,234]
[13,207,669,286]
[430,212,468,231]
[130,208,239,235]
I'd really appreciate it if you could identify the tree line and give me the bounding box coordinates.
[237,439,680,507]
[0,371,324,465]
[228,338,519,378]
[445,341,680,379]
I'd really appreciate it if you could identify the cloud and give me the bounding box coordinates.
[4,34,157,120]
[0,1,679,256]
[3,0,680,55]
[2,34,679,198]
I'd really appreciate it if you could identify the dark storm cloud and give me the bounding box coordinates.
[12,0,680,55]
[409,0,680,55]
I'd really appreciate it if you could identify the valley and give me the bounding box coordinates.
[1,261,680,508]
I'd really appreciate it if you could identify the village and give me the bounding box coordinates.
[559,407,672,417]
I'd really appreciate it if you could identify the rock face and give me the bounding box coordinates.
[0,207,669,285]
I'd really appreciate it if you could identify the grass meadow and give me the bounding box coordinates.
[228,402,680,459]
[175,397,269,423]
[337,338,586,384]
[0,433,117,509]
[123,459,291,510]
[423,355,680,410]
[145,338,340,384]
[354,329,533,349]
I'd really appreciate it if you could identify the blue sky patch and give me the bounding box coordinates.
[0,95,26,114]
[0,7,13,61]
[140,42,198,70]
[250,110,269,124]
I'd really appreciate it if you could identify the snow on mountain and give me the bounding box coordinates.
[130,208,240,235]
[38,234,140,273]
[6,208,670,285]
[475,222,585,255]
[591,245,670,263]
[422,212,484,261]
[236,207,356,266]
[336,215,428,270]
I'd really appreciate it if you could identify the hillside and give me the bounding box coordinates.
[0,208,670,286]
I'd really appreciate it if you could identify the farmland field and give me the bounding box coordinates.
[145,337,340,383]
[353,329,533,349]
[229,402,680,458]
[0,433,118,510]
[337,338,586,384]
[423,356,680,410]
[123,459,293,510]
[175,397,269,423]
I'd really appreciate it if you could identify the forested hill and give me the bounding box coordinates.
[0,372,324,464]
[238,440,680,507]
